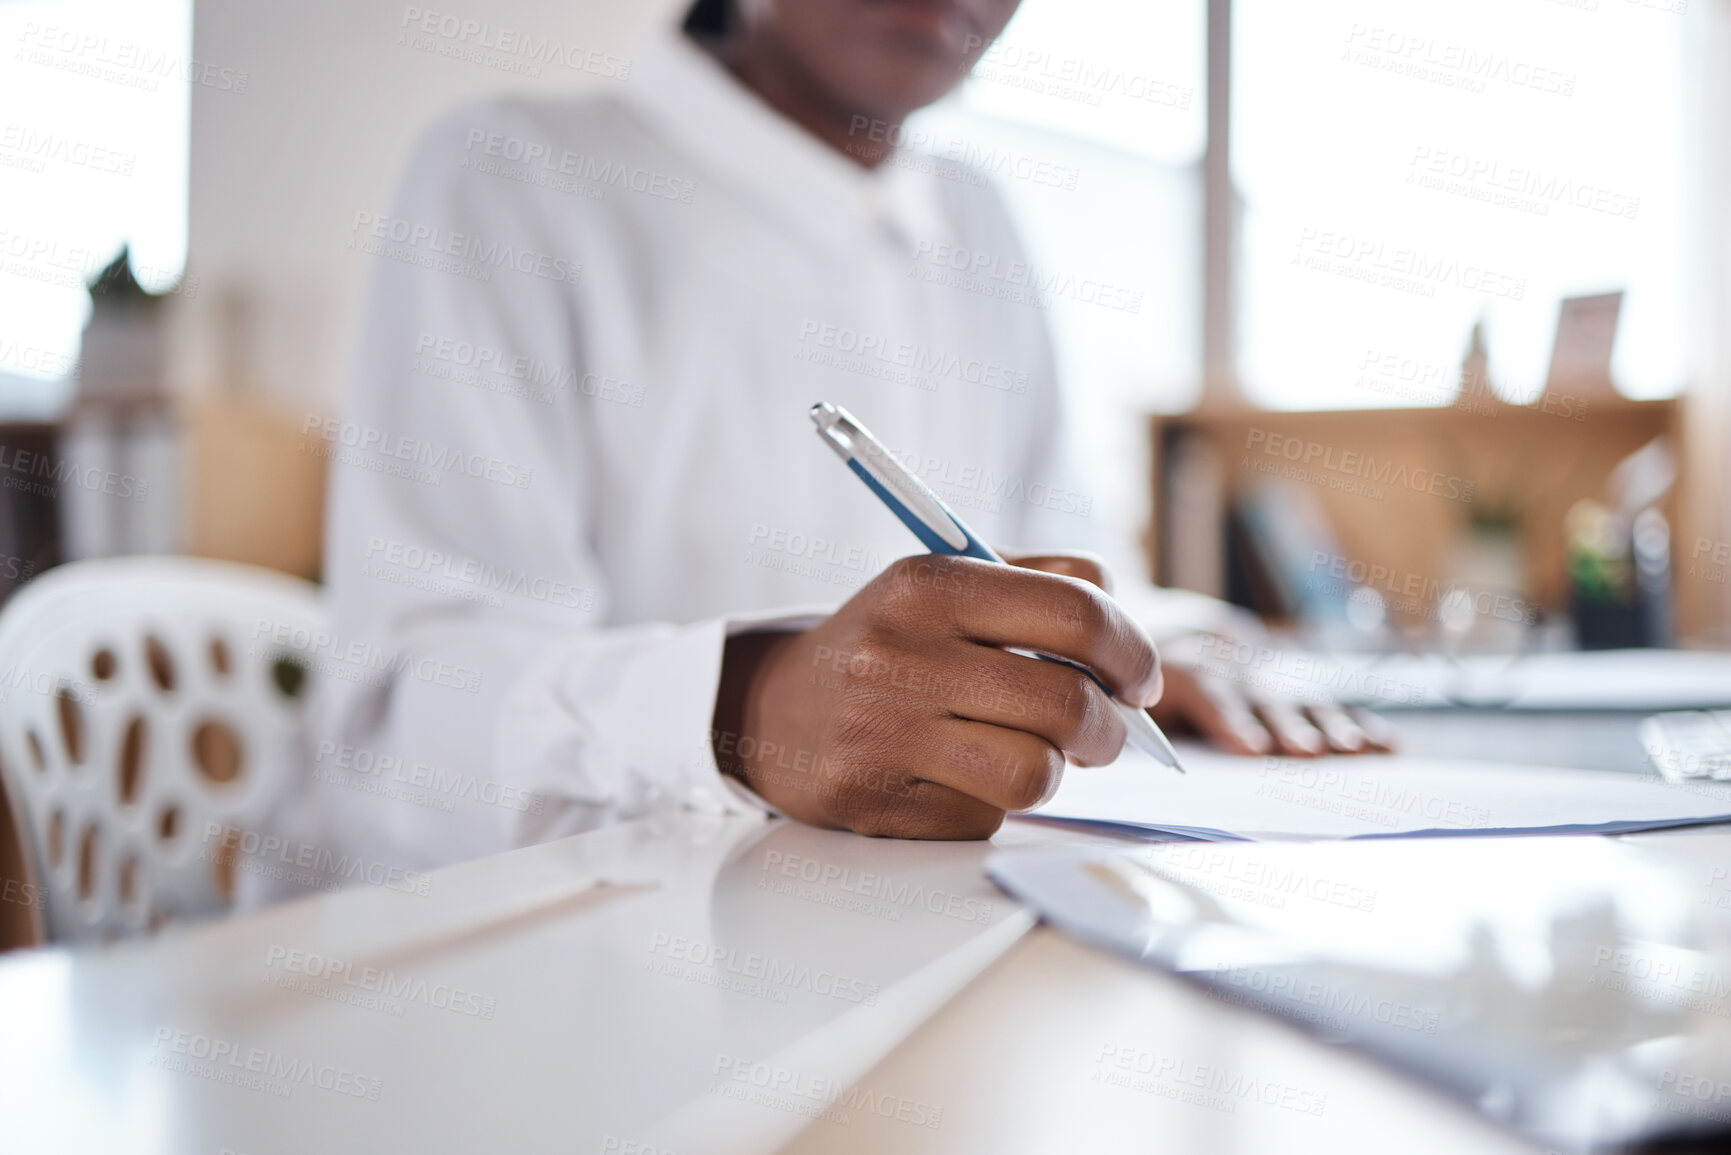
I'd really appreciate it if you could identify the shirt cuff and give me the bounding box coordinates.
[494,604,837,844]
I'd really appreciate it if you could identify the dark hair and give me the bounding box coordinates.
[682,0,733,38]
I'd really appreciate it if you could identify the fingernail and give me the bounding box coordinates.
[1238,726,1272,755]
[1140,676,1165,710]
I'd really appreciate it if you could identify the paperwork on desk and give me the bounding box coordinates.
[1031,746,1731,840]
[1297,648,1731,711]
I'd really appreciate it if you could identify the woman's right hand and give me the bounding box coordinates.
[710,553,1163,839]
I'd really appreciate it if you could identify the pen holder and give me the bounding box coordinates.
[1570,588,1662,650]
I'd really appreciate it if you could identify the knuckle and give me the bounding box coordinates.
[872,558,922,614]
[878,555,965,615]
[1090,709,1130,766]
[1003,746,1063,812]
[844,630,897,681]
[1048,578,1112,639]
[1051,671,1100,743]
[1043,579,1157,697]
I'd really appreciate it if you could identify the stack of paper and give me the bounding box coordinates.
[1032,747,1731,841]
[1288,649,1731,711]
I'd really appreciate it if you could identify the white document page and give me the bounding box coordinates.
[1304,650,1731,711]
[1033,747,1731,841]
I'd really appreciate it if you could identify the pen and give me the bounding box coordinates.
[810,401,1184,773]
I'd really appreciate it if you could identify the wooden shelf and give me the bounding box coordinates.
[1147,396,1682,622]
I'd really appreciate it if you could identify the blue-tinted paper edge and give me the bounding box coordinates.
[1016,812,1731,842]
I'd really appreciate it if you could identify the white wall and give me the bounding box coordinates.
[176,0,683,410]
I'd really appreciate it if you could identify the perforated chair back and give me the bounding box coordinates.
[0,557,323,945]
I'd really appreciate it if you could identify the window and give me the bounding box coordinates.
[0,0,193,419]
[1234,0,1689,409]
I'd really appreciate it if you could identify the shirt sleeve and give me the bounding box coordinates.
[312,101,771,872]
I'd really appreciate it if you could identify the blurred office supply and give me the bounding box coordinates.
[1229,479,1344,625]
[61,250,181,561]
[1,260,325,598]
[0,424,58,608]
[1151,398,1678,639]
[1161,434,1227,598]
[1567,499,1667,649]
[1567,438,1677,649]
[1545,291,1624,401]
[1639,709,1731,783]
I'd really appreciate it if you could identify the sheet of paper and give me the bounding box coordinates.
[1032,746,1731,840]
[1287,649,1731,711]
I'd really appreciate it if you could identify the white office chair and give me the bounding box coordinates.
[0,557,324,945]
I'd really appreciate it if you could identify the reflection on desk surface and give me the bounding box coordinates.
[0,813,1039,1154]
[992,835,1731,1155]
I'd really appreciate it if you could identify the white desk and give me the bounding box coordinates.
[0,812,1046,1155]
[2,715,1727,1154]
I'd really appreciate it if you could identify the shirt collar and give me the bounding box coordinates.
[619,31,951,256]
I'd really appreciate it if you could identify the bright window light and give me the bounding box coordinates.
[1234,0,1688,409]
[0,0,192,417]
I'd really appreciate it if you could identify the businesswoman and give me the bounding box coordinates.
[317,0,1388,871]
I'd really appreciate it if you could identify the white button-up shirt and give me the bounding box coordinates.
[309,30,1226,874]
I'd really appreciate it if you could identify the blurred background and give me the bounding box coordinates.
[3,0,1730,655]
